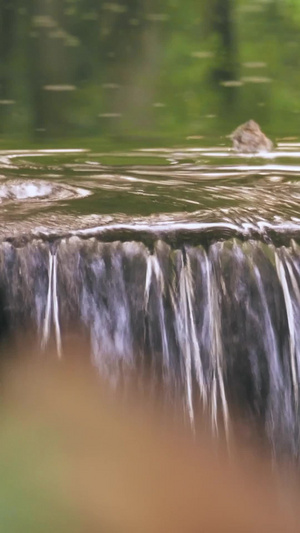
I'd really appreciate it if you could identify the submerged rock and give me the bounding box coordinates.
[230,120,273,153]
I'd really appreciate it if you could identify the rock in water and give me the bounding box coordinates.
[230,120,273,153]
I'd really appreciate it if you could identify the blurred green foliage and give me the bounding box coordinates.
[0,417,81,532]
[1,0,300,147]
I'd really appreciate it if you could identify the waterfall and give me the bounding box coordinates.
[0,234,300,455]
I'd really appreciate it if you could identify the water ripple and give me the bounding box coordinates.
[1,146,300,239]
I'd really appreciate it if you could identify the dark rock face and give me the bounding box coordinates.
[230,120,273,153]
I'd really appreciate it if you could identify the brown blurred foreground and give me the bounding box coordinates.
[1,353,300,533]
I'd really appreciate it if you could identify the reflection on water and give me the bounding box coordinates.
[2,0,300,143]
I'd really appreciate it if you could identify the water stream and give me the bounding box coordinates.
[2,144,300,456]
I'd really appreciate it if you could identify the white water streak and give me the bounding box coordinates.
[204,250,229,438]
[52,253,62,357]
[179,256,194,424]
[275,253,298,407]
[144,254,170,372]
[285,260,300,303]
[41,250,62,357]
[252,263,282,389]
[181,254,207,407]
[144,255,156,309]
[41,251,53,350]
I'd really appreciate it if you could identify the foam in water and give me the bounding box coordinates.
[0,179,90,207]
[0,182,53,200]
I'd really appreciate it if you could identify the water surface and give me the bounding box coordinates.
[2,141,300,243]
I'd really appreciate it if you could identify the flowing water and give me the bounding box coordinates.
[3,142,300,456]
